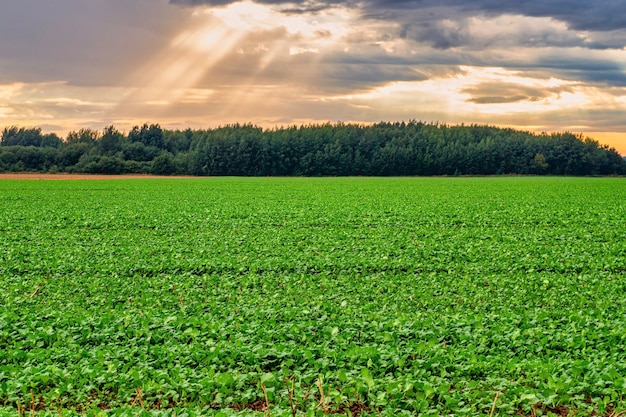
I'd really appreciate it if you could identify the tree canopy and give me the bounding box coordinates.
[1,122,624,176]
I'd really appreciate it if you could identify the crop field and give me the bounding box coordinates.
[1,177,625,417]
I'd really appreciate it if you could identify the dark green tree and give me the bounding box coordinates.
[1,126,61,147]
[150,152,177,175]
[98,125,125,156]
[66,128,99,144]
[129,123,165,149]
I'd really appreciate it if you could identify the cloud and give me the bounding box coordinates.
[1,0,625,155]
[365,0,626,33]
[170,0,343,7]
[462,82,573,104]
[0,0,189,86]
[398,14,589,50]
[170,0,626,32]
[496,48,626,87]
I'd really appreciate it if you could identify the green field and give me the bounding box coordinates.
[1,177,625,416]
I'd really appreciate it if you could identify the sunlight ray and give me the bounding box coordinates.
[115,0,356,122]
[118,13,246,114]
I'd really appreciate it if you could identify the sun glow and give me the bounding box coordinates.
[119,14,244,111]
[587,132,626,155]
[330,66,594,116]
[117,0,354,120]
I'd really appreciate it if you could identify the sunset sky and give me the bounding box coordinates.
[1,0,625,154]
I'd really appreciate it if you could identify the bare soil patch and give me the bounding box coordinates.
[0,173,196,180]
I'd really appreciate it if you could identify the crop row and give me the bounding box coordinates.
[1,177,625,416]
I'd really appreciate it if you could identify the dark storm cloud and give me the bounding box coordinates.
[366,0,626,31]
[397,16,591,50]
[502,52,626,87]
[170,0,345,14]
[319,63,427,91]
[170,0,626,32]
[462,82,573,104]
[171,0,344,14]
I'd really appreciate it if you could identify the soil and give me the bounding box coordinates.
[0,173,197,180]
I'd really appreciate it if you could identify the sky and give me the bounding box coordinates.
[1,0,625,154]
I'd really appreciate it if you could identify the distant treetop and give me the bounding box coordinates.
[1,122,624,176]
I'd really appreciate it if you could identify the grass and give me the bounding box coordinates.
[0,177,625,416]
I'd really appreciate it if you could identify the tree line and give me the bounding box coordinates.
[1,122,624,176]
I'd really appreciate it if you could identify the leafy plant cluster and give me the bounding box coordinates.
[1,122,624,176]
[0,177,625,416]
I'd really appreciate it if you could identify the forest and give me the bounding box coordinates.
[0,121,624,176]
